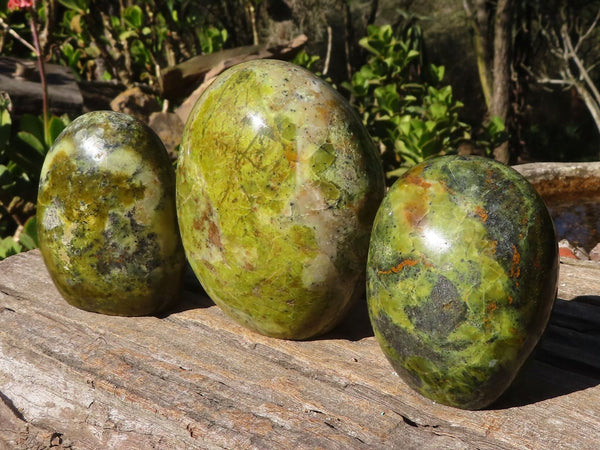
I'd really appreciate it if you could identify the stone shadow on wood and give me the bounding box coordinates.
[158,265,377,340]
[493,295,600,409]
[318,296,375,342]
[155,265,215,317]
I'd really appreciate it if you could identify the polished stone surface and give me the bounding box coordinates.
[177,59,385,340]
[37,111,185,316]
[367,155,559,409]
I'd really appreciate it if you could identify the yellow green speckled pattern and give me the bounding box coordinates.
[177,59,385,339]
[367,155,558,409]
[37,111,186,316]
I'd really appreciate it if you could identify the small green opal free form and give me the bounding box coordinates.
[177,59,385,339]
[367,155,558,409]
[37,111,185,316]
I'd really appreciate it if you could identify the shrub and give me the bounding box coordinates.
[0,95,69,259]
[342,24,471,179]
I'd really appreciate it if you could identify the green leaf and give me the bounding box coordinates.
[406,49,420,60]
[17,131,46,156]
[429,103,447,120]
[18,234,36,251]
[0,102,11,125]
[425,120,437,132]
[487,115,506,135]
[340,81,353,93]
[119,30,138,41]
[0,237,22,260]
[386,166,409,178]
[398,116,413,135]
[61,41,74,56]
[19,114,44,143]
[69,13,84,34]
[0,108,11,151]
[85,45,101,58]
[199,26,228,54]
[429,64,445,83]
[358,36,379,56]
[0,164,10,184]
[47,116,67,146]
[124,5,143,29]
[293,50,321,71]
[20,216,38,249]
[57,0,87,14]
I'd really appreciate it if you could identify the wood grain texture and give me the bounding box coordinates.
[0,251,599,449]
[0,56,83,117]
[159,35,307,101]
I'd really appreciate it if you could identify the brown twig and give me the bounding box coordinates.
[463,0,492,109]
[0,17,37,53]
[342,1,354,80]
[323,25,332,76]
[573,7,600,54]
[561,23,600,106]
[30,0,49,146]
[247,2,259,45]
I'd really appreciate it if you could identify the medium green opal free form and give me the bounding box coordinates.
[37,111,186,316]
[367,155,558,409]
[177,59,385,339]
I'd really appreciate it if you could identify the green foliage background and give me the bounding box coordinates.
[1,0,600,258]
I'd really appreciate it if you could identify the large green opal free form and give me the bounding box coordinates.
[37,111,186,316]
[177,59,385,339]
[367,155,558,409]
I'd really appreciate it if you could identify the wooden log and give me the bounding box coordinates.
[0,57,83,117]
[0,251,599,449]
[159,35,308,101]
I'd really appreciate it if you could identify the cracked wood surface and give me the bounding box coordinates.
[0,250,599,449]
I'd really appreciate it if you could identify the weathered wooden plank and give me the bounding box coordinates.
[0,251,599,449]
[159,35,307,101]
[0,56,83,117]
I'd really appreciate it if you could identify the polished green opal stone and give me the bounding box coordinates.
[177,59,385,339]
[367,155,558,409]
[37,111,186,316]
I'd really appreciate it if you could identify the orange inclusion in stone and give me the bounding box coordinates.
[377,259,420,275]
[509,245,521,278]
[474,205,488,222]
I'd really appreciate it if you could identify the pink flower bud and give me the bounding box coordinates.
[7,0,34,10]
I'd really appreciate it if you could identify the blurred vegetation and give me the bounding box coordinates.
[0,94,69,259]
[339,23,505,178]
[1,0,232,86]
[1,0,600,258]
[3,0,599,161]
